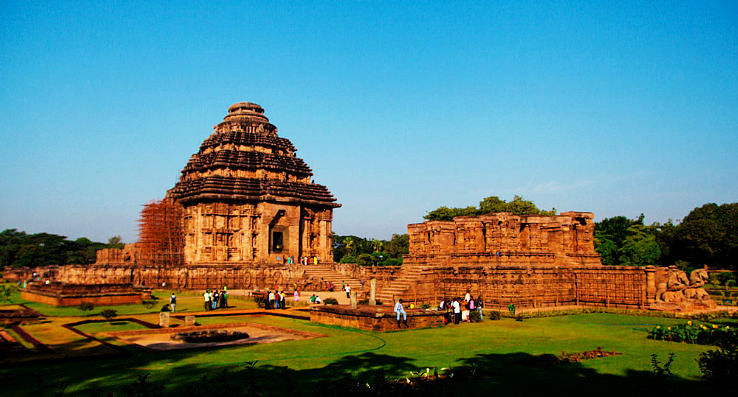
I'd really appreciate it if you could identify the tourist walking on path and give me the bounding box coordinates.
[345,284,351,299]
[394,299,408,328]
[169,293,176,313]
[203,290,211,311]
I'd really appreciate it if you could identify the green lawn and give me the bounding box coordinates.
[0,310,729,396]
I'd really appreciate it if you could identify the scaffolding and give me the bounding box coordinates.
[137,199,184,267]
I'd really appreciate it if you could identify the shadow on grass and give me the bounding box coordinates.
[9,348,731,397]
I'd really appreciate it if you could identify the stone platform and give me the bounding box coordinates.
[21,282,149,306]
[309,305,444,331]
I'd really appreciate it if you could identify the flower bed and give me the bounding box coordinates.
[648,321,737,345]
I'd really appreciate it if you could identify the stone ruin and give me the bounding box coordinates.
[55,102,340,290]
[369,212,716,312]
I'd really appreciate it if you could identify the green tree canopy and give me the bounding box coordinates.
[0,229,121,268]
[424,195,556,221]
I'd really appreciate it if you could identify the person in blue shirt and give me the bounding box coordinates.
[394,299,408,328]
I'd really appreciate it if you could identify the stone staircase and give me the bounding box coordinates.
[302,264,365,297]
[374,263,427,305]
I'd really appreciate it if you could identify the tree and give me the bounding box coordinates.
[618,224,661,266]
[424,195,555,221]
[107,236,125,249]
[672,203,738,269]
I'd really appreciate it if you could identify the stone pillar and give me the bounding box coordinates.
[350,291,357,309]
[369,278,376,306]
[645,266,657,307]
[159,311,170,328]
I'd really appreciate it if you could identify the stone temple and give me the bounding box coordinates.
[167,102,339,265]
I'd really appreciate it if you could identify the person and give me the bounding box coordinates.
[394,299,408,328]
[345,284,351,299]
[342,280,345,290]
[314,256,318,265]
[465,291,471,303]
[221,289,228,308]
[328,281,334,292]
[268,290,275,310]
[452,298,461,324]
[439,298,446,310]
[315,295,322,304]
[203,290,211,311]
[213,290,220,310]
[310,294,316,303]
[275,291,281,309]
[476,295,484,320]
[169,293,177,313]
[162,281,166,289]
[294,289,299,302]
[280,291,286,310]
[462,299,470,322]
[263,290,270,309]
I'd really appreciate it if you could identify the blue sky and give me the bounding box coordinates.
[1,1,736,243]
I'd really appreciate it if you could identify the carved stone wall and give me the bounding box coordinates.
[407,212,600,266]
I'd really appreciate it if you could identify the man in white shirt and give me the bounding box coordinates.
[394,299,408,328]
[203,290,210,311]
[345,284,351,299]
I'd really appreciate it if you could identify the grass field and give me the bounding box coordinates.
[1,284,732,396]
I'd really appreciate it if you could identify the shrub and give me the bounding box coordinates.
[648,322,737,345]
[161,304,171,312]
[100,309,117,320]
[78,302,94,311]
[650,353,674,376]
[469,310,481,322]
[698,341,738,382]
[421,303,431,310]
[358,299,383,305]
[487,310,502,320]
[324,298,338,305]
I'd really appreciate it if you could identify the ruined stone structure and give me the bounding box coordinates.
[365,212,715,312]
[168,102,339,265]
[55,102,340,290]
[21,282,148,306]
[407,212,601,267]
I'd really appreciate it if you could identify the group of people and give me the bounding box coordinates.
[203,287,228,311]
[439,292,484,325]
[263,289,289,309]
[309,294,323,304]
[275,256,321,265]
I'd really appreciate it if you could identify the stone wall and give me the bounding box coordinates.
[408,212,600,266]
[399,264,649,310]
[55,264,318,291]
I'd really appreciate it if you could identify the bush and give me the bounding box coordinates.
[487,310,501,320]
[698,341,738,382]
[324,298,338,305]
[469,310,481,322]
[421,303,431,310]
[100,309,117,320]
[78,302,94,311]
[648,322,737,345]
[161,304,171,312]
